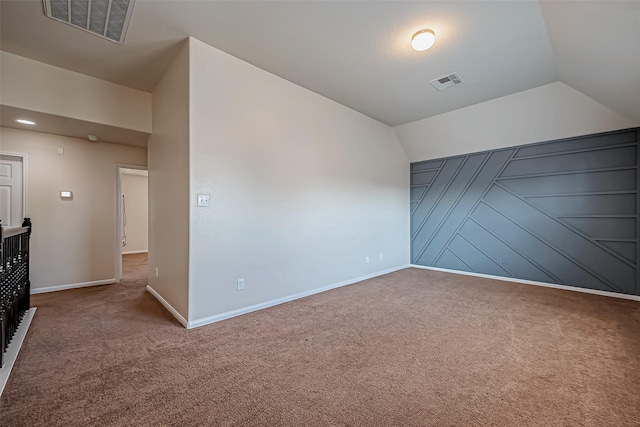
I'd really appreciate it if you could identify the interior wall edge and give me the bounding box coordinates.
[411,265,640,302]
[30,279,117,295]
[186,264,411,330]
[146,285,188,328]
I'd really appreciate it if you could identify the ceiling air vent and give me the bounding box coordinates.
[43,0,136,44]
[429,73,464,91]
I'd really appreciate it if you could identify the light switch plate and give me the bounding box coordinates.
[60,190,73,199]
[197,194,210,207]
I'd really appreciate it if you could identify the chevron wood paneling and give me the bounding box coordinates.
[410,128,640,296]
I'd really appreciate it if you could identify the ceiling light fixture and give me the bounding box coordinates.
[411,29,436,52]
[88,135,99,142]
[16,119,36,125]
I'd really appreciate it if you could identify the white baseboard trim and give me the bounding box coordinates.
[410,264,640,302]
[146,285,188,328]
[187,264,411,329]
[31,278,117,295]
[122,250,148,255]
[1,308,36,397]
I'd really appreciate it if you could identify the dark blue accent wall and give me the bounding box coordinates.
[410,128,640,296]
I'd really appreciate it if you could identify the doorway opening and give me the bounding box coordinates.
[116,165,148,282]
[0,153,28,228]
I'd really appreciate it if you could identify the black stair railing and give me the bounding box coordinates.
[0,218,32,368]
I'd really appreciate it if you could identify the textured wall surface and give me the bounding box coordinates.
[147,41,190,319]
[188,38,409,322]
[411,128,640,296]
[0,126,146,290]
[121,173,148,253]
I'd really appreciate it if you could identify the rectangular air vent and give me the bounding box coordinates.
[429,73,464,91]
[43,0,135,44]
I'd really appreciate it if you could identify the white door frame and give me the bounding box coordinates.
[0,152,29,226]
[115,164,148,281]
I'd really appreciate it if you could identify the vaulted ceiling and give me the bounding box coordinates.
[1,1,638,127]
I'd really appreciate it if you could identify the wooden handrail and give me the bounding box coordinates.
[1,226,30,240]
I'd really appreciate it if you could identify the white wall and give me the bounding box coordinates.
[147,41,190,320]
[394,82,639,162]
[0,127,146,290]
[188,38,409,322]
[0,51,151,133]
[121,173,148,254]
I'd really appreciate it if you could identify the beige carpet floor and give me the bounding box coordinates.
[1,254,639,426]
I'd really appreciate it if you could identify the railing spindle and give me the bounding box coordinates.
[0,218,32,368]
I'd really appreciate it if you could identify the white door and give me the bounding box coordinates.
[0,155,24,227]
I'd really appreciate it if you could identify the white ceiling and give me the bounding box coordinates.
[539,1,640,126]
[1,1,638,127]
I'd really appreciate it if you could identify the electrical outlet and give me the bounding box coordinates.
[379,253,383,260]
[197,194,210,207]
[155,267,159,278]
[237,278,245,290]
[365,256,370,264]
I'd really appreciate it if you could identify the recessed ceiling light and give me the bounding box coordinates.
[412,29,436,52]
[16,119,36,125]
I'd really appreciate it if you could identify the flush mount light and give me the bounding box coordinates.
[412,29,436,52]
[16,119,36,125]
[88,135,99,142]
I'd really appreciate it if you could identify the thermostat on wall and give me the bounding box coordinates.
[60,191,73,199]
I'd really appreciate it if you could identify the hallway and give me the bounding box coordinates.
[0,252,187,425]
[121,253,148,282]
